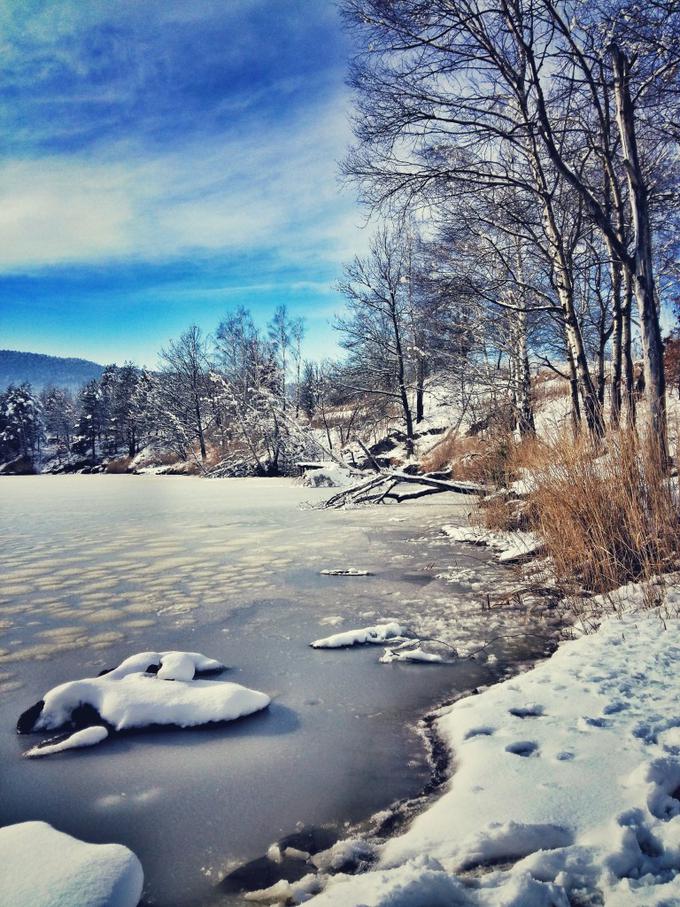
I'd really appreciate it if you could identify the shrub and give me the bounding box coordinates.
[526,430,679,599]
[105,456,131,474]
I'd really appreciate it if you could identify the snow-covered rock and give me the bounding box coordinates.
[306,611,680,906]
[17,650,270,753]
[0,821,143,907]
[311,623,407,649]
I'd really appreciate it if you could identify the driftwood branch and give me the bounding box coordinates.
[320,468,486,509]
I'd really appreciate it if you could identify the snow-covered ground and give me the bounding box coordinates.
[0,821,143,907]
[306,597,680,906]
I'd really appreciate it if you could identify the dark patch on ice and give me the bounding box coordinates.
[219,854,310,894]
[556,751,575,761]
[16,699,44,734]
[400,573,432,587]
[505,740,539,757]
[219,825,338,896]
[18,699,109,736]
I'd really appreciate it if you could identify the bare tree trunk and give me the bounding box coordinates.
[609,257,623,429]
[621,269,636,428]
[389,295,415,456]
[415,357,425,423]
[566,347,582,435]
[195,397,207,461]
[611,45,667,456]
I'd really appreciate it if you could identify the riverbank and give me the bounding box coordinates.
[303,591,680,907]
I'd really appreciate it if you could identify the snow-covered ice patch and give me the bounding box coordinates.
[442,525,542,563]
[0,821,143,907]
[311,623,407,649]
[306,611,680,906]
[17,650,270,754]
[379,646,444,664]
[320,568,372,576]
[24,725,110,758]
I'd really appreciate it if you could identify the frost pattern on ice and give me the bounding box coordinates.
[0,821,143,907]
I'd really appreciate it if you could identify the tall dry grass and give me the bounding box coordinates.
[520,429,679,599]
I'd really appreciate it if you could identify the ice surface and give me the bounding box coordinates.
[0,821,143,907]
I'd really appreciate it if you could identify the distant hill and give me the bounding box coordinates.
[0,350,104,393]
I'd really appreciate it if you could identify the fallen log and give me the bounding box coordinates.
[319,469,487,509]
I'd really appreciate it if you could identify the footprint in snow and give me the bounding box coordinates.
[465,726,495,740]
[579,716,612,730]
[509,705,545,719]
[505,741,540,758]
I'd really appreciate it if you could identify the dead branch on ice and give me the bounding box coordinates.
[321,468,486,509]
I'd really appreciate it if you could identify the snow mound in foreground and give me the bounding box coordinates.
[17,650,270,753]
[0,821,143,907]
[311,623,407,649]
[306,609,680,905]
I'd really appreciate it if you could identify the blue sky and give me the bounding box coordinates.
[0,0,364,367]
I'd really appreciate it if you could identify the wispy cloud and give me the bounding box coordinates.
[0,0,366,362]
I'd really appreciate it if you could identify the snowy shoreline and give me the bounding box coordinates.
[295,562,680,906]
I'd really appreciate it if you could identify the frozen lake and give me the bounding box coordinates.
[0,476,535,905]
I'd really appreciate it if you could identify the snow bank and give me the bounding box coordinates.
[311,623,407,649]
[306,611,680,905]
[0,821,143,907]
[18,650,270,751]
[442,525,542,563]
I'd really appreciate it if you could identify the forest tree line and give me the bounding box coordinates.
[3,0,680,474]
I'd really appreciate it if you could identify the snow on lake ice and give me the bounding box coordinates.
[17,650,270,752]
[0,821,143,907]
[442,525,542,563]
[311,623,407,649]
[25,725,110,758]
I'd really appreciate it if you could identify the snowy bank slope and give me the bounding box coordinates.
[308,611,680,906]
[0,821,143,907]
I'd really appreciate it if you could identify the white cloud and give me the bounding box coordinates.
[0,97,366,272]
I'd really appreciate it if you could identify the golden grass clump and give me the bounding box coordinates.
[104,456,131,474]
[525,429,679,597]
